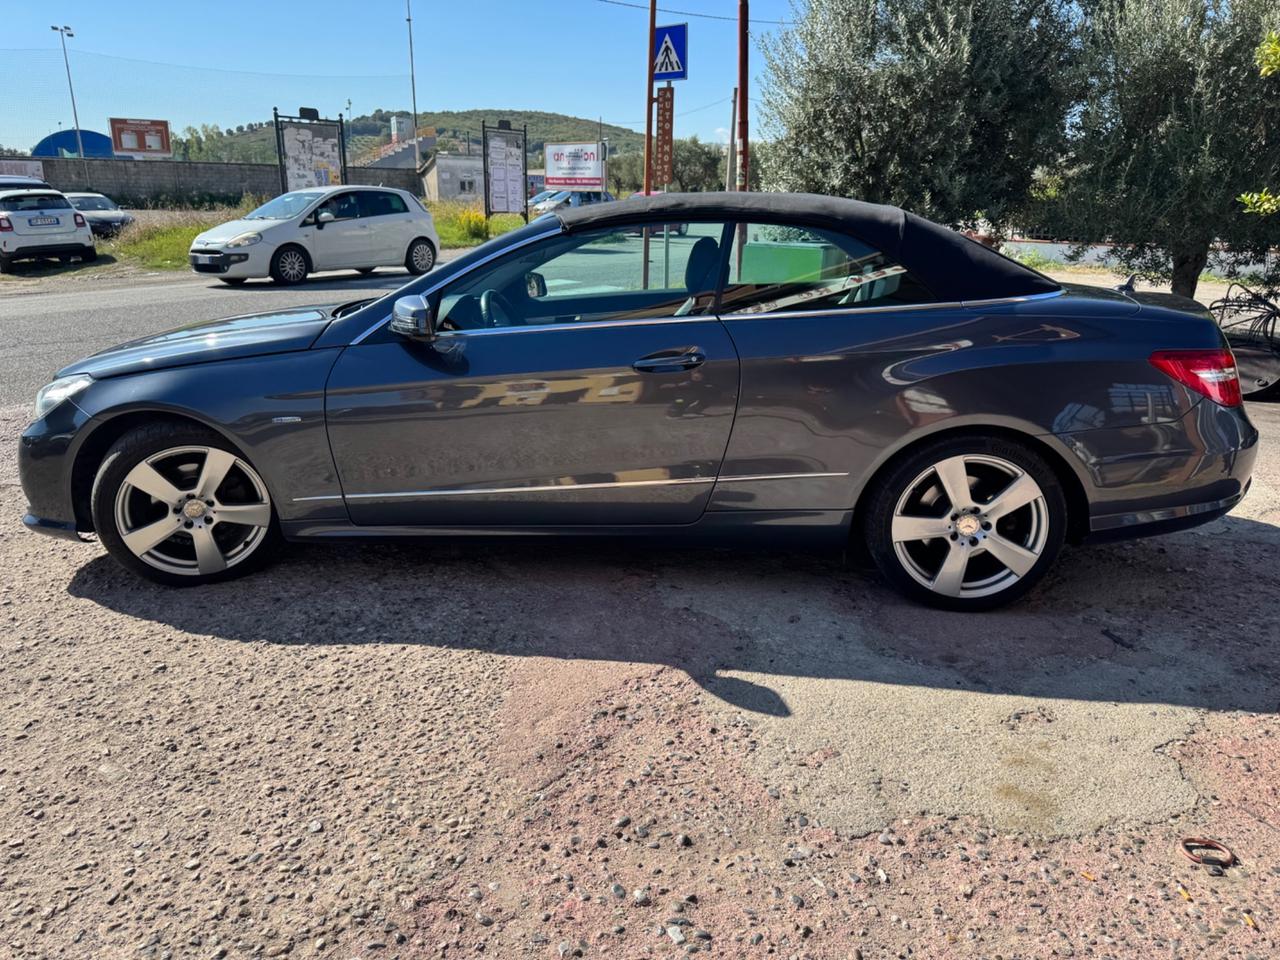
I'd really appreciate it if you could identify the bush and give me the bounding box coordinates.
[427,201,525,249]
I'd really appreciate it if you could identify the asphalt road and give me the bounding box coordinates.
[0,267,422,407]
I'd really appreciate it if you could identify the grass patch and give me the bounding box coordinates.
[106,202,255,271]
[427,201,526,248]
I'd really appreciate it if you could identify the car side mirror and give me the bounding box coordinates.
[525,271,547,299]
[390,295,436,339]
[316,210,335,229]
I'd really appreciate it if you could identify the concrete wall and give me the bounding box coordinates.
[32,157,419,206]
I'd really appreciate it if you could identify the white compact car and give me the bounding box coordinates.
[0,188,96,272]
[189,185,439,285]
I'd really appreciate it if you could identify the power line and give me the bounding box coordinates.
[588,0,793,26]
[604,95,733,128]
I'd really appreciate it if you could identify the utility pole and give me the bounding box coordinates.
[737,1,749,190]
[405,0,422,170]
[725,87,738,191]
[642,0,657,196]
[51,25,88,186]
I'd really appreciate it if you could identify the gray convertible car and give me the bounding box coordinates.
[20,193,1257,609]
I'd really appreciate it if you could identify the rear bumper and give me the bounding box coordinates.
[1,241,95,261]
[1063,400,1259,541]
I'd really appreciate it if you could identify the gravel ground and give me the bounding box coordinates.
[1,396,1278,960]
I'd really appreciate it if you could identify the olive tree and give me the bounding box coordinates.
[760,0,1078,231]
[1054,0,1280,297]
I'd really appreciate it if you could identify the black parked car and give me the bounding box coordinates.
[65,192,135,238]
[19,193,1257,609]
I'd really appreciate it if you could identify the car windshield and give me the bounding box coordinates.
[2,193,71,211]
[541,191,570,204]
[245,191,324,220]
[527,191,555,204]
[70,196,118,211]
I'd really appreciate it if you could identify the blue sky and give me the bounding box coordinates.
[3,0,795,152]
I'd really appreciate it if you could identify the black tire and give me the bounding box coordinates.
[356,266,376,276]
[270,245,309,285]
[80,247,98,263]
[219,278,247,286]
[0,254,13,274]
[90,422,281,587]
[405,237,436,275]
[862,435,1067,611]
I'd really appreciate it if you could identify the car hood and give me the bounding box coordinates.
[192,218,284,246]
[58,307,333,380]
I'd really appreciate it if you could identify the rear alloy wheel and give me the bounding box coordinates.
[405,238,436,275]
[270,246,309,285]
[91,424,280,586]
[864,437,1066,610]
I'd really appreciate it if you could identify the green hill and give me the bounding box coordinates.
[171,110,644,167]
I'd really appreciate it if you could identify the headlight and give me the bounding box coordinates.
[34,374,93,420]
[225,232,262,248]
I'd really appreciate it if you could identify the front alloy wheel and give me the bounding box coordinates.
[865,438,1066,610]
[92,425,280,586]
[270,246,308,285]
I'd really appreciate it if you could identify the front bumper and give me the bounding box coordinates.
[18,400,94,540]
[189,245,270,277]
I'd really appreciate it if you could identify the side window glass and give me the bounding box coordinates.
[437,222,726,332]
[358,192,409,218]
[721,222,934,315]
[319,192,360,221]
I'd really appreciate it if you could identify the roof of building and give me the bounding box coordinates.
[556,192,1059,301]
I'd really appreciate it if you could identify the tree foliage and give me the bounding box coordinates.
[1049,0,1280,296]
[760,0,1078,230]
[606,138,733,195]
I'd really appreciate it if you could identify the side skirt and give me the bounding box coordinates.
[280,509,854,547]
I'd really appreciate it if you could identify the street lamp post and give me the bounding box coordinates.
[405,0,422,171]
[50,25,89,185]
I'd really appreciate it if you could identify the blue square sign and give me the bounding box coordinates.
[653,23,688,81]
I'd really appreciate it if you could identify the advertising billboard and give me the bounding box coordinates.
[545,142,604,190]
[109,118,172,158]
[278,120,344,191]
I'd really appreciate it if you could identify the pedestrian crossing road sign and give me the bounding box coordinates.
[653,23,688,81]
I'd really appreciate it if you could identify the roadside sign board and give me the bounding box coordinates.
[654,87,675,185]
[0,158,45,179]
[546,142,604,190]
[484,125,526,216]
[109,118,172,158]
[653,23,688,81]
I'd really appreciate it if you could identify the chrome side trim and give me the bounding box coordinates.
[960,289,1065,308]
[348,225,563,345]
[296,471,852,504]
[435,314,715,338]
[343,476,717,501]
[292,494,345,502]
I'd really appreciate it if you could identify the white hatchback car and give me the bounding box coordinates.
[0,188,96,272]
[189,185,439,285]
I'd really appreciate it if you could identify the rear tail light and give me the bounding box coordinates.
[1149,348,1242,407]
[0,217,12,232]
[74,213,87,228]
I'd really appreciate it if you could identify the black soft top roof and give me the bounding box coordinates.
[556,191,1059,302]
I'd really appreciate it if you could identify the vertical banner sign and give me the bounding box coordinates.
[483,124,527,217]
[654,87,675,185]
[652,23,689,81]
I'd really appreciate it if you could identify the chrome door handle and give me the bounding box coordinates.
[633,349,706,373]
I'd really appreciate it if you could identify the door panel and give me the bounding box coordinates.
[325,319,740,525]
[309,192,367,269]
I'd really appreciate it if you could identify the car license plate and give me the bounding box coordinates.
[194,254,219,264]
[28,216,59,226]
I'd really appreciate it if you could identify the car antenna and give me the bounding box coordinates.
[1116,273,1137,295]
